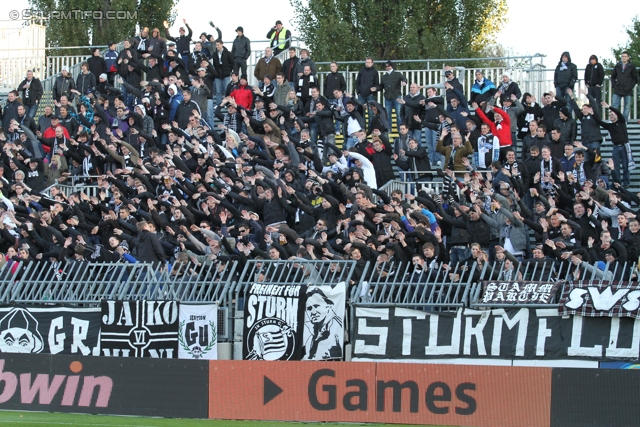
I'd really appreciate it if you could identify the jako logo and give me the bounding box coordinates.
[0,359,112,407]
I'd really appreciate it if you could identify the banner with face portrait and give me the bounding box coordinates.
[301,282,346,360]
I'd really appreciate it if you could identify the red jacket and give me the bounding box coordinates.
[42,125,70,153]
[475,107,512,147]
[230,84,254,110]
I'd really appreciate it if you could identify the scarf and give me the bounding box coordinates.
[572,162,586,185]
[448,146,457,170]
[500,80,510,93]
[540,158,553,191]
[500,224,511,241]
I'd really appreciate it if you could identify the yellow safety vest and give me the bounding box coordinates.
[270,28,288,50]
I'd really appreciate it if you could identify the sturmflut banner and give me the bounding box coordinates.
[353,307,640,361]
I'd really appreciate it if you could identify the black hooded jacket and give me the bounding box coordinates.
[554,51,578,90]
[584,56,604,87]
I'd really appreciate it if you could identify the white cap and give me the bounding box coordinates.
[61,66,69,72]
[99,73,107,80]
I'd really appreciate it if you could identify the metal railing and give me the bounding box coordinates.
[313,65,638,120]
[1,260,237,340]
[1,256,636,354]
[352,261,474,310]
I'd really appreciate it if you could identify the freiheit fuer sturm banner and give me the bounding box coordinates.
[243,283,307,360]
[243,283,347,361]
[353,307,640,361]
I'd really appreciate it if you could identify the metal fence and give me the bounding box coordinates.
[41,176,103,199]
[1,257,636,354]
[352,261,474,310]
[0,260,239,340]
[313,64,637,120]
[17,47,638,122]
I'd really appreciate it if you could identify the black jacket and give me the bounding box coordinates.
[17,77,43,107]
[401,92,426,130]
[381,70,407,101]
[87,56,107,79]
[232,35,251,60]
[323,72,347,99]
[76,72,96,95]
[282,56,299,82]
[611,60,638,97]
[594,106,628,145]
[355,66,380,97]
[53,75,76,101]
[212,47,234,78]
[175,100,201,129]
[584,61,604,87]
[570,95,602,144]
[134,230,166,264]
[165,25,192,55]
[554,51,578,90]
[443,214,492,247]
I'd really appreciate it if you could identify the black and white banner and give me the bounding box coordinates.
[100,301,179,358]
[302,283,346,360]
[178,303,218,360]
[243,283,306,360]
[560,282,640,318]
[0,306,100,356]
[353,307,640,361]
[481,281,563,304]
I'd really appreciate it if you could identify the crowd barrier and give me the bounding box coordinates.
[0,353,638,427]
[0,260,638,362]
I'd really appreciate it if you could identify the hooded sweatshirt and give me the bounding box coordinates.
[554,51,578,90]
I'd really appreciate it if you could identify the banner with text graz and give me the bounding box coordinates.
[352,307,640,361]
[178,303,218,360]
[0,306,100,356]
[243,283,306,360]
[100,301,179,358]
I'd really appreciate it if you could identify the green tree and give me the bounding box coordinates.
[29,0,178,54]
[611,15,640,63]
[290,0,508,65]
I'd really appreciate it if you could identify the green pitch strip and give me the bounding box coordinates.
[0,411,455,427]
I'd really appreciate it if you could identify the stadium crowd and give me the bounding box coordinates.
[0,19,639,285]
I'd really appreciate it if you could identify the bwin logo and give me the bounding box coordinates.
[0,360,113,407]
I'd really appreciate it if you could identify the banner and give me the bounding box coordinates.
[481,281,562,304]
[0,306,100,356]
[243,283,306,360]
[0,353,208,418]
[560,282,640,318]
[100,301,179,358]
[353,307,640,361]
[302,283,346,360]
[178,303,218,360]
[209,360,552,427]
